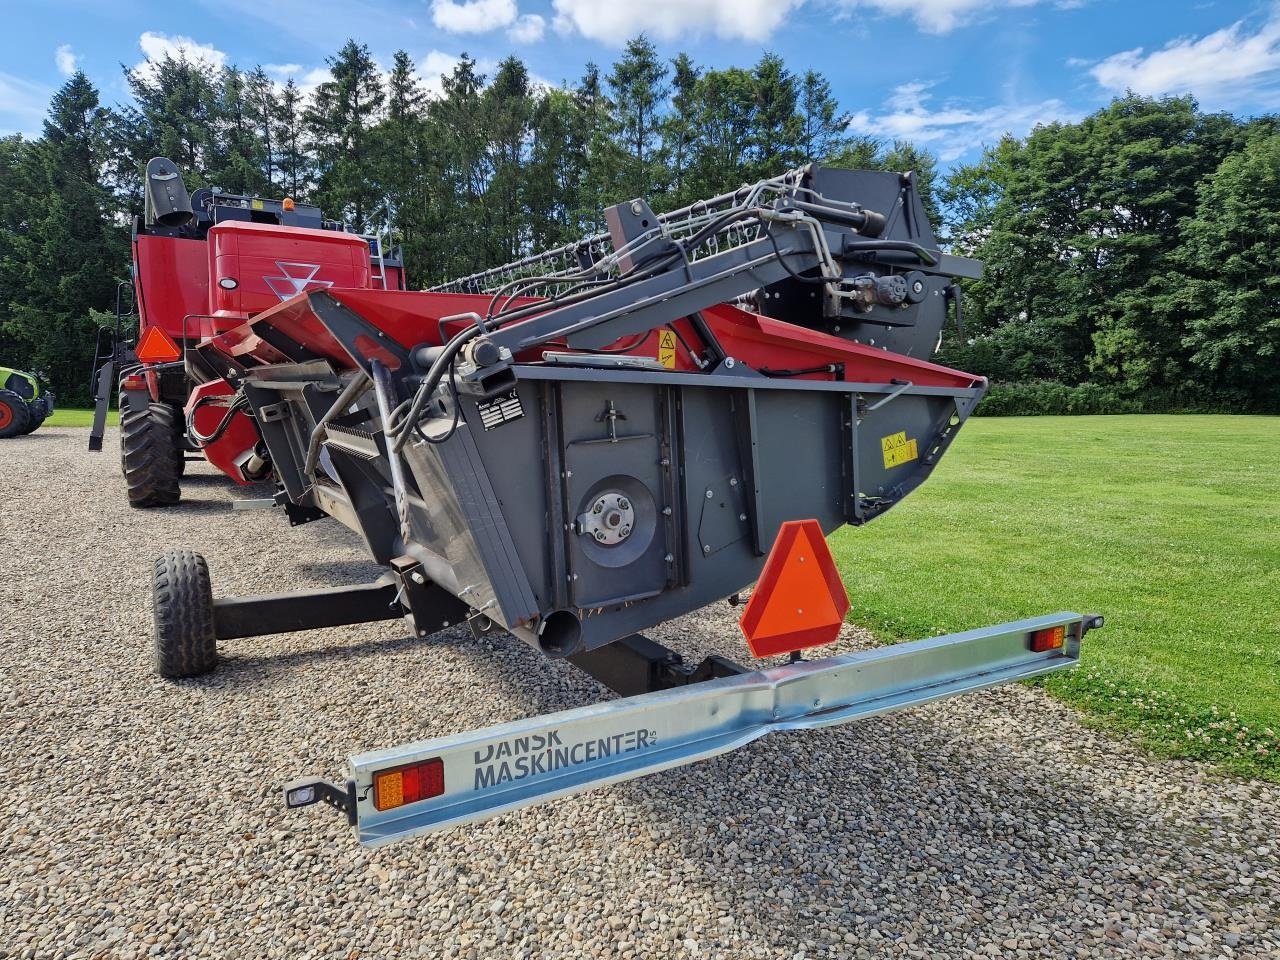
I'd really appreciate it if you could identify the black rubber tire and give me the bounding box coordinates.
[0,389,31,438]
[16,413,44,436]
[153,550,217,678]
[122,401,182,507]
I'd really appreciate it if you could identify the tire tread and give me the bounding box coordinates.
[153,549,217,678]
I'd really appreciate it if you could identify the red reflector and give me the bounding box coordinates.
[738,519,850,658]
[1029,625,1066,652]
[121,374,147,391]
[136,326,182,363]
[373,757,445,811]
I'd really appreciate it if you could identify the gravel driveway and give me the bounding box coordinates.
[2,428,1277,959]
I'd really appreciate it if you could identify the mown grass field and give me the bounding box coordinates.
[45,407,117,428]
[831,414,1280,780]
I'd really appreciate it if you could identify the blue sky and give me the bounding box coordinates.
[1,0,1277,165]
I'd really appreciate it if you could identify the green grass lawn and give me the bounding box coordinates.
[831,414,1280,780]
[45,407,117,428]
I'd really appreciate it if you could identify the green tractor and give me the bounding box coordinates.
[0,366,54,438]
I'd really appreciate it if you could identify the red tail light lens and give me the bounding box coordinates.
[373,758,445,811]
[1028,625,1066,652]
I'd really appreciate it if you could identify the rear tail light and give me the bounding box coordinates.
[121,374,147,391]
[373,758,444,811]
[1028,625,1066,652]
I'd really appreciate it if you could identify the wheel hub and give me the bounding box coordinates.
[578,492,635,546]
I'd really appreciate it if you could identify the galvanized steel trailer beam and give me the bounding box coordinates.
[287,612,1099,847]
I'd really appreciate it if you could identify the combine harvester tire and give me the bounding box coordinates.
[0,389,32,438]
[152,549,217,678]
[122,402,181,507]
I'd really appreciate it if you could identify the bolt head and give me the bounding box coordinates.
[705,489,714,499]
[702,544,712,554]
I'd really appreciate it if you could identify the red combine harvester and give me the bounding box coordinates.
[89,157,405,507]
[138,163,1102,846]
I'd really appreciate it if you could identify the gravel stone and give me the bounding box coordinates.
[1,429,1278,959]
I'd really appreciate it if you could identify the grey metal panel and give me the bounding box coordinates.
[404,423,542,631]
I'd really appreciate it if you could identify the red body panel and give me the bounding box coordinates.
[209,222,372,320]
[185,380,261,485]
[216,288,984,390]
[133,235,209,343]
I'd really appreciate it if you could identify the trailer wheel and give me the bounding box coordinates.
[0,389,31,439]
[153,550,217,678]
[122,401,181,507]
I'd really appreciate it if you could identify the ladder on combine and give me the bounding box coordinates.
[363,232,390,290]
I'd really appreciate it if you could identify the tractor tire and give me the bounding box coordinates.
[122,401,181,507]
[0,389,31,439]
[153,550,217,678]
[17,414,44,436]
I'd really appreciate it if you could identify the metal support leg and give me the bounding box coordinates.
[88,362,115,452]
[569,633,745,697]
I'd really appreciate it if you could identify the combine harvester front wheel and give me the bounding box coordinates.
[121,401,182,507]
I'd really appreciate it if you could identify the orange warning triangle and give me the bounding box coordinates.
[738,519,850,658]
[136,326,182,363]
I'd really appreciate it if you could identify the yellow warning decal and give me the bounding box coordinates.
[881,430,919,469]
[251,198,265,210]
[657,329,677,369]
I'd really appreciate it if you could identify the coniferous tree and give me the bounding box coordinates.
[606,36,669,200]
[306,39,386,230]
[749,53,802,177]
[273,79,311,198]
[4,73,126,400]
[662,53,701,206]
[798,70,849,163]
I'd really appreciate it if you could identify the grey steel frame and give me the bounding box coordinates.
[292,612,1096,847]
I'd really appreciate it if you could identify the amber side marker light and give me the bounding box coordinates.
[1028,625,1066,653]
[373,758,445,811]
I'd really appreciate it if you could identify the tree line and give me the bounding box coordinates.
[0,36,1275,410]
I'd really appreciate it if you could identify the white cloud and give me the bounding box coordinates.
[431,0,518,33]
[508,13,546,43]
[1089,15,1280,103]
[0,72,50,136]
[551,0,801,43]
[848,81,1074,161]
[133,32,228,81]
[255,62,332,94]
[54,44,78,77]
[419,50,465,97]
[832,0,1042,34]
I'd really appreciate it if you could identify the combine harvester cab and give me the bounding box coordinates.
[89,157,405,508]
[150,165,1101,845]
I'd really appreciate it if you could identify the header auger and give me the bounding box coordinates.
[142,164,1101,845]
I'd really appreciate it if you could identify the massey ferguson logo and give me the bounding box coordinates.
[264,261,333,301]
